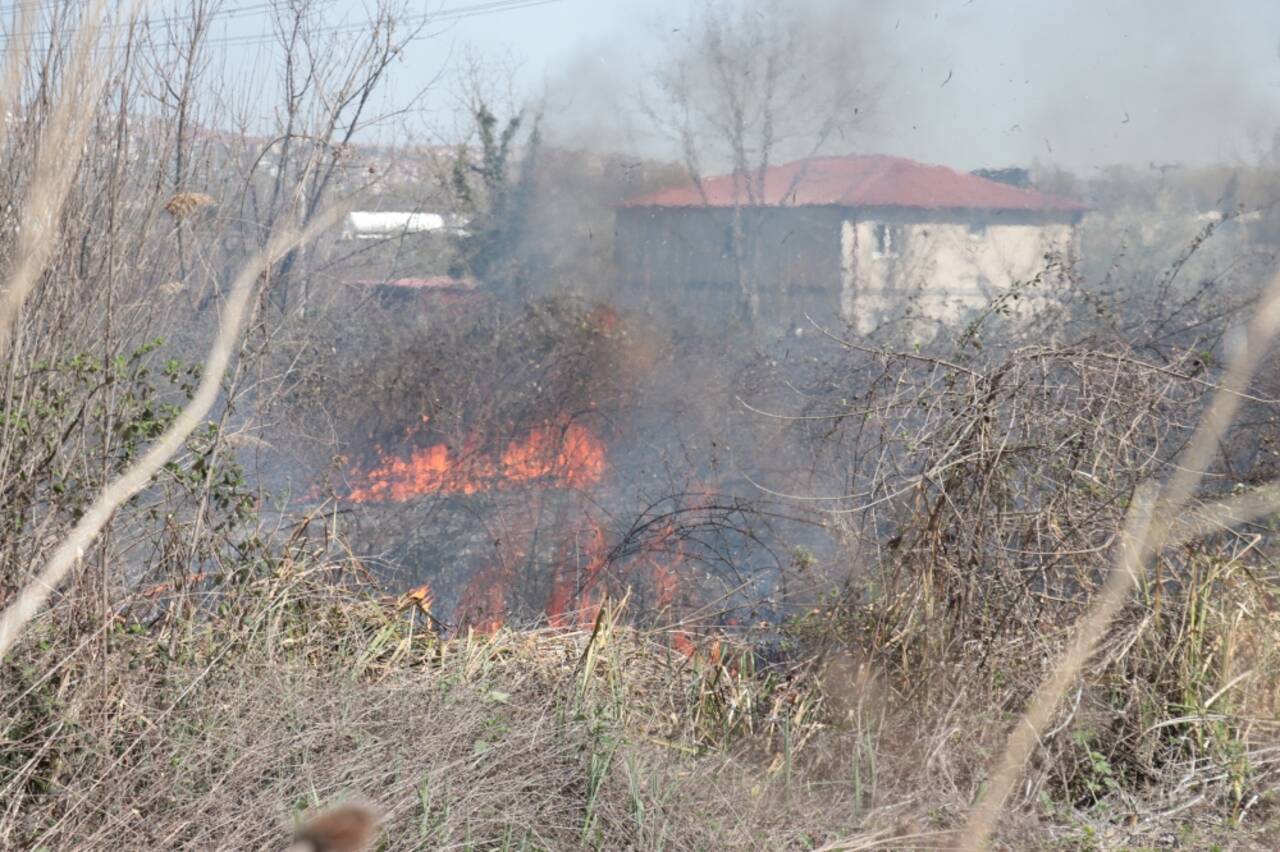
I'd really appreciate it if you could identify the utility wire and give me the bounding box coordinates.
[0,0,564,48]
[0,2,277,35]
[0,2,277,43]
[200,0,564,49]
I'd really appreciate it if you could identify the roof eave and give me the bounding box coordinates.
[620,200,1089,217]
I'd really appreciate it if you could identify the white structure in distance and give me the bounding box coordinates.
[341,211,467,240]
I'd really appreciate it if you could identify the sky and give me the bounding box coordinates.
[210,0,1280,173]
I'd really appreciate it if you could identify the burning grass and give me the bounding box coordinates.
[5,527,1278,850]
[1,12,1278,846]
[343,419,607,503]
[0,555,894,850]
[7,295,1280,848]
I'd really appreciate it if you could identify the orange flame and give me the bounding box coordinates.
[451,506,537,634]
[346,422,606,503]
[546,519,609,629]
[646,523,695,656]
[400,582,434,616]
[456,567,509,634]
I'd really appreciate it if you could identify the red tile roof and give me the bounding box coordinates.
[622,155,1086,213]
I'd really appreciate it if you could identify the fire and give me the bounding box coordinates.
[400,582,434,616]
[543,517,698,651]
[546,519,609,629]
[346,421,606,503]
[455,566,511,634]
[501,423,606,486]
[646,523,696,656]
[452,510,696,642]
[346,408,702,652]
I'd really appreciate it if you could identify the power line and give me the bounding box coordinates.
[0,2,278,42]
[0,0,565,48]
[200,0,565,49]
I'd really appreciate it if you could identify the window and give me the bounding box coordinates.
[872,223,896,257]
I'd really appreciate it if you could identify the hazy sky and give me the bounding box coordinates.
[219,0,1280,172]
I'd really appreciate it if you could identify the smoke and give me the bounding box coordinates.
[1007,0,1280,170]
[539,0,902,168]
[534,0,1280,173]
[354,0,1280,628]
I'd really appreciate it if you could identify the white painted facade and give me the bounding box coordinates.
[840,217,1075,337]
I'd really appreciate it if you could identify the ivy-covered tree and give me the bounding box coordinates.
[447,100,542,300]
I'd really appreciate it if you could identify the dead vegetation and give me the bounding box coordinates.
[3,511,1276,849]
[0,550,876,849]
[2,2,1280,851]
[732,330,1280,848]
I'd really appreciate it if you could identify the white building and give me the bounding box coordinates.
[617,155,1086,336]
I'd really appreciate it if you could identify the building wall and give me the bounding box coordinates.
[614,206,844,333]
[615,205,1076,336]
[841,213,1076,336]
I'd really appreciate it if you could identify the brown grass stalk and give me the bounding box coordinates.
[0,2,36,149]
[0,1,110,352]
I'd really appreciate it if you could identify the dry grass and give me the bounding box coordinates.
[0,209,341,658]
[0,554,918,850]
[0,4,1277,851]
[958,270,1280,849]
[746,332,1280,849]
[164,192,217,220]
[6,527,1275,850]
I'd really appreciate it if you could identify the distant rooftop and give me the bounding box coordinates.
[622,155,1086,213]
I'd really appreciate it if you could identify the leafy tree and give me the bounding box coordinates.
[448,100,543,299]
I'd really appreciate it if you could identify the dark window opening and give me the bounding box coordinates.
[873,223,897,257]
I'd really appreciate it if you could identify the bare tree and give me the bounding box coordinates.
[641,0,873,324]
[236,0,426,313]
